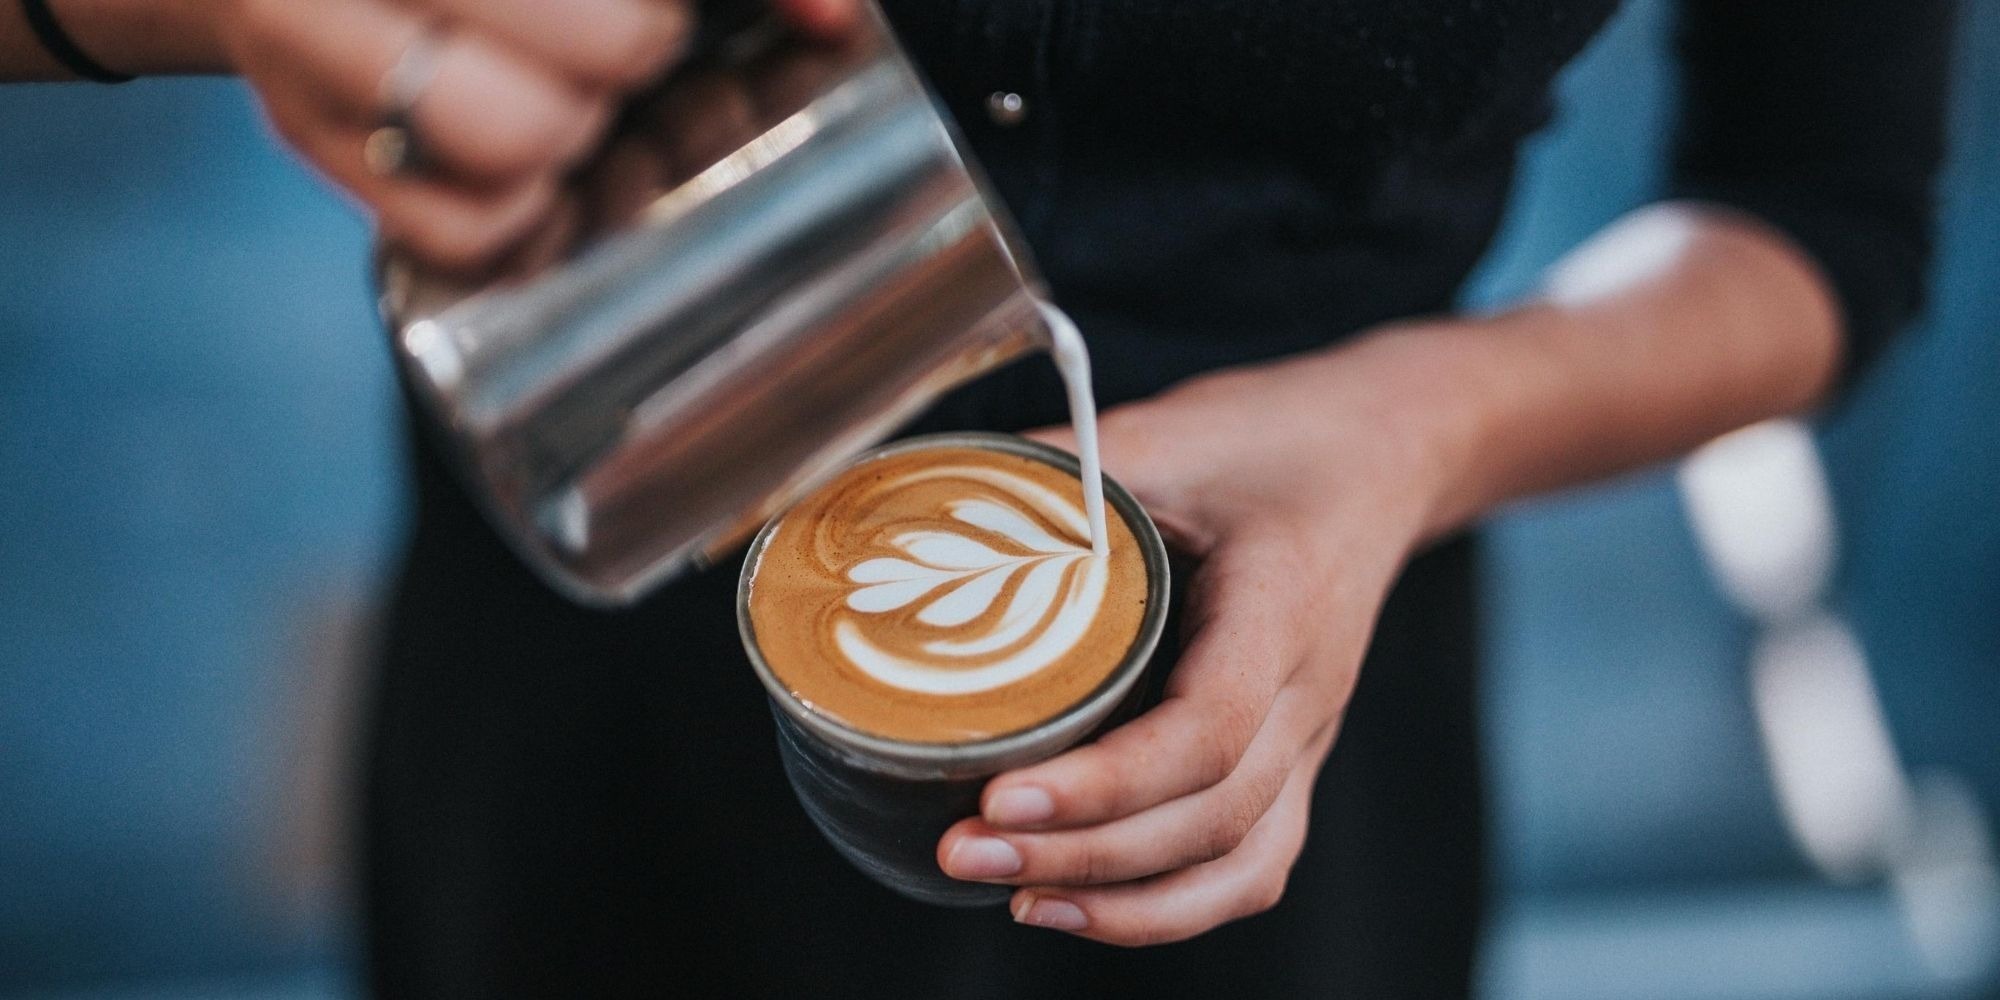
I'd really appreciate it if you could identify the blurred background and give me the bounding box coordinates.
[2,1,1995,997]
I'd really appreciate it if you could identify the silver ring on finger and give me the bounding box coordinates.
[364,25,447,179]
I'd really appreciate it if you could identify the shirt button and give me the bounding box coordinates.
[985,91,1028,127]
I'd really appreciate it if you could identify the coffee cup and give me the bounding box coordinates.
[737,432,1170,905]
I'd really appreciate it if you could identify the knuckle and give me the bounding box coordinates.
[237,0,314,60]
[474,112,574,178]
[371,200,420,244]
[414,235,489,273]
[1246,872,1288,916]
[1185,833,1233,869]
[1074,842,1120,885]
[1129,919,1202,948]
[1101,714,1169,770]
[1098,407,1169,468]
[406,215,504,272]
[235,0,285,33]
[1242,759,1292,819]
[1197,700,1260,784]
[260,101,311,149]
[592,15,686,87]
[1097,922,1164,949]
[1201,797,1262,860]
[1050,749,1128,818]
[537,98,611,172]
[1099,929,1154,949]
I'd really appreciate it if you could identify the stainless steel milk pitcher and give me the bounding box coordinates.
[377,0,1051,606]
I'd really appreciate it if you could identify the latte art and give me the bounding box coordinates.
[837,465,1107,696]
[747,443,1149,743]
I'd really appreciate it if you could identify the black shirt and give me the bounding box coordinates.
[887,0,1948,423]
[364,4,1953,998]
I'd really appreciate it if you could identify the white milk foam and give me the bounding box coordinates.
[829,303,1116,697]
[1040,302,1111,558]
[835,464,1107,694]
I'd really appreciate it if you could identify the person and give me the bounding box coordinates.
[4,0,1955,995]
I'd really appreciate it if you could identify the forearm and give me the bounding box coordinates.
[1340,202,1843,543]
[1,0,227,80]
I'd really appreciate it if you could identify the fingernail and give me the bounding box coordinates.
[986,786,1055,827]
[1013,893,1089,932]
[944,837,1023,880]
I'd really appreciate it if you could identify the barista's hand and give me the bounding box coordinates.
[931,206,1845,944]
[220,0,860,270]
[934,329,1472,946]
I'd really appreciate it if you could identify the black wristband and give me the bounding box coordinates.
[20,0,134,83]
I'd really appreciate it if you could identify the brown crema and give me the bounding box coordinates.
[747,445,1149,743]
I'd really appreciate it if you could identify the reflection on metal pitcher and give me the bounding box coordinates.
[378,3,1050,605]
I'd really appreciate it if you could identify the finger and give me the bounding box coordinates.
[1021,406,1187,532]
[941,684,1336,886]
[343,133,559,271]
[743,37,849,119]
[1009,736,1324,947]
[1020,424,1077,454]
[265,90,558,270]
[490,189,587,280]
[982,538,1308,830]
[638,68,758,178]
[578,135,667,232]
[244,0,607,185]
[773,0,864,38]
[425,0,692,90]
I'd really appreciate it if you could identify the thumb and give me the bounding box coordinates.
[1021,407,1158,500]
[1021,407,1203,552]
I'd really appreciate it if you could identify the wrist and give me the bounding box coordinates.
[1321,310,1556,545]
[44,0,231,76]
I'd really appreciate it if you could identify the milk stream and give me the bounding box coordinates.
[1038,302,1110,558]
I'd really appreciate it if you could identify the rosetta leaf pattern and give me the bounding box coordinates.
[843,498,1084,636]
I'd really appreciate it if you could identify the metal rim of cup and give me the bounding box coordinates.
[737,431,1172,782]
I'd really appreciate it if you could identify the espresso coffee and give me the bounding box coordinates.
[746,442,1150,744]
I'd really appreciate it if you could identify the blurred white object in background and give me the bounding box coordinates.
[1750,613,1907,881]
[1540,204,1697,309]
[1893,773,2000,985]
[1679,421,1835,621]
[1679,419,2000,985]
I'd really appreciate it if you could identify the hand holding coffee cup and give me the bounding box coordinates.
[909,350,1438,946]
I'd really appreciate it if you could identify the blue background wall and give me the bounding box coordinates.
[1465,3,2000,997]
[0,77,397,997]
[1,2,1994,996]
